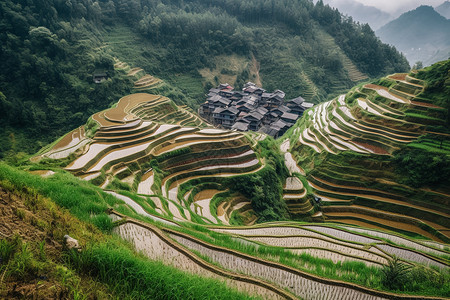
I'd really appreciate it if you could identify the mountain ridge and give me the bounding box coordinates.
[376,5,450,66]
[320,0,393,30]
[436,0,450,19]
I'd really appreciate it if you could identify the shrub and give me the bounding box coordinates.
[381,256,411,291]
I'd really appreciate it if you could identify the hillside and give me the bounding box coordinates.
[376,5,450,66]
[286,59,450,243]
[3,59,447,299]
[0,0,409,158]
[436,1,450,19]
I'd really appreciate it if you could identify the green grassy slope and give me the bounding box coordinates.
[0,164,261,299]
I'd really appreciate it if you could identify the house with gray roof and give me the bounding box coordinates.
[213,107,239,129]
[200,83,313,135]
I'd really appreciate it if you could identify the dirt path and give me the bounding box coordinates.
[250,53,262,87]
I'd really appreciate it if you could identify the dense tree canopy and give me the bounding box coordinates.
[0,0,409,157]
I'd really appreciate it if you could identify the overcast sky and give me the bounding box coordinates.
[353,0,445,14]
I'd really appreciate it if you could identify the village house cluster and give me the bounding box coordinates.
[199,82,314,138]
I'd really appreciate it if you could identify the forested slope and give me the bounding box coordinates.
[0,0,409,158]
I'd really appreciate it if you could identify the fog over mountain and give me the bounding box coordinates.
[352,0,444,14]
[376,5,450,66]
[320,0,393,30]
[436,1,450,18]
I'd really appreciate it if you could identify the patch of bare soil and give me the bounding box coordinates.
[387,73,407,81]
[0,184,107,299]
[0,186,67,299]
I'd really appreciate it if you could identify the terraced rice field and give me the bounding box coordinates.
[111,215,287,299]
[290,75,450,242]
[322,206,447,242]
[137,170,154,195]
[106,191,178,227]
[211,224,449,269]
[128,67,144,77]
[169,232,388,300]
[40,73,449,298]
[190,189,221,224]
[245,236,388,265]
[314,28,368,83]
[35,126,89,160]
[50,91,262,225]
[215,197,254,226]
[283,176,312,215]
[364,84,409,104]
[134,74,162,89]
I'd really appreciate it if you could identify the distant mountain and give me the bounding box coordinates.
[436,1,450,18]
[376,5,450,66]
[322,0,392,30]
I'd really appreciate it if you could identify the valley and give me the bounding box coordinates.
[2,59,448,299]
[0,0,449,299]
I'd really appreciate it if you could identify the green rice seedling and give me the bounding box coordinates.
[67,241,259,300]
[0,239,16,269]
[38,241,46,261]
[9,243,37,278]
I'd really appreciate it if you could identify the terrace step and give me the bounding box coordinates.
[110,212,294,299]
[309,175,450,217]
[323,206,448,243]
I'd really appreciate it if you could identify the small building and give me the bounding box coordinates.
[232,121,249,132]
[265,94,284,109]
[271,105,291,118]
[237,103,255,113]
[280,112,300,125]
[244,110,264,131]
[287,96,306,115]
[213,107,239,129]
[301,102,315,110]
[219,90,234,98]
[260,125,281,138]
[265,111,279,124]
[218,83,233,90]
[93,71,108,83]
[243,82,265,95]
[272,119,290,136]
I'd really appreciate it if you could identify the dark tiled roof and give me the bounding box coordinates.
[273,119,289,128]
[256,107,268,115]
[213,107,225,114]
[218,98,232,105]
[232,122,249,131]
[289,96,305,105]
[218,83,233,90]
[281,112,299,121]
[302,102,314,109]
[271,105,291,116]
[245,110,264,121]
[213,106,239,115]
[260,125,281,137]
[208,94,223,102]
